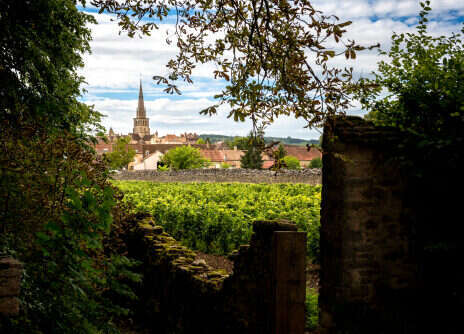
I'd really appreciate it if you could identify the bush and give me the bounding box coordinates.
[0,131,141,334]
[283,155,301,169]
[357,1,464,169]
[305,288,319,331]
[220,162,231,169]
[161,146,210,170]
[309,157,322,168]
[0,1,141,332]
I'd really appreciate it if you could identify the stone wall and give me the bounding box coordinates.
[125,215,306,334]
[113,168,321,184]
[224,221,306,334]
[0,258,23,317]
[319,116,420,334]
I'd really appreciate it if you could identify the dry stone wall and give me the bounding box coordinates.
[125,215,306,334]
[113,168,321,184]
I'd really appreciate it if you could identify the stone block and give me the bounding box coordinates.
[0,297,19,316]
[0,276,21,297]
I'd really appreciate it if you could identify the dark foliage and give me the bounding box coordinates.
[1,1,141,332]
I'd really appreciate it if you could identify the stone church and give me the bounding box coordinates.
[105,80,199,145]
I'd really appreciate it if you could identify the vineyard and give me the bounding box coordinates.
[114,181,321,262]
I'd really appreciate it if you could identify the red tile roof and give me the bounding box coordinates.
[200,150,225,162]
[200,149,245,162]
[223,149,244,161]
[283,145,321,161]
[163,134,186,142]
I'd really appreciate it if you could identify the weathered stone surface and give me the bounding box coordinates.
[0,258,22,277]
[273,231,306,334]
[0,297,19,316]
[221,220,306,334]
[320,116,420,334]
[125,216,306,334]
[0,276,21,297]
[0,258,23,317]
[113,168,322,184]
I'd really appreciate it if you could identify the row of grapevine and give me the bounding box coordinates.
[114,181,321,261]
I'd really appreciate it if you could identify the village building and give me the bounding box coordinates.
[200,147,245,168]
[95,80,200,150]
[279,145,322,167]
[95,80,322,170]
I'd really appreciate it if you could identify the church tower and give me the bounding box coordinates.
[133,80,150,137]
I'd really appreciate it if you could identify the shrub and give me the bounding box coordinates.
[283,155,301,169]
[357,1,464,169]
[161,146,210,170]
[0,132,141,333]
[309,157,322,168]
[305,288,319,331]
[0,1,141,332]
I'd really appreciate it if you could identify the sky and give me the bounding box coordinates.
[78,0,464,140]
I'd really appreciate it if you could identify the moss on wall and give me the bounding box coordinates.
[126,216,305,333]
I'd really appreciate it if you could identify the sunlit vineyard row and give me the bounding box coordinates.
[114,181,321,261]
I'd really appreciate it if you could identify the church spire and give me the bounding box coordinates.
[133,78,150,137]
[136,79,146,118]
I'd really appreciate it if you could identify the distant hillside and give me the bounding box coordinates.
[198,134,319,146]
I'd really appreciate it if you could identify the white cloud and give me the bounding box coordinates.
[312,0,464,20]
[80,1,464,139]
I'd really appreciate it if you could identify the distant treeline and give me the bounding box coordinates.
[198,134,319,146]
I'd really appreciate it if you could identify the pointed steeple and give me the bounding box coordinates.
[136,79,146,118]
[133,78,150,137]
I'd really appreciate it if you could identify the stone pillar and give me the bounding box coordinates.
[0,257,23,317]
[320,116,420,334]
[224,220,306,334]
[273,231,306,334]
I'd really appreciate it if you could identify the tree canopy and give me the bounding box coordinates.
[240,146,264,169]
[225,136,250,150]
[106,136,137,170]
[1,0,102,135]
[356,1,464,167]
[161,145,210,169]
[1,2,139,332]
[92,0,376,130]
[240,131,265,169]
